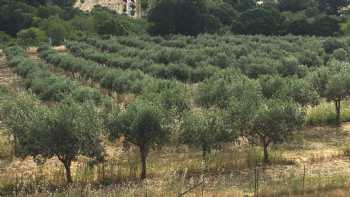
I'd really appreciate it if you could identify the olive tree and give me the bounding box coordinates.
[141,79,188,114]
[2,95,104,183]
[250,99,305,163]
[309,63,350,125]
[259,75,320,107]
[1,93,50,158]
[17,27,47,48]
[49,99,104,183]
[196,68,261,109]
[324,72,350,124]
[107,99,168,179]
[180,109,233,159]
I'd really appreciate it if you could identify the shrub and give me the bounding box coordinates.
[72,87,102,105]
[331,48,348,62]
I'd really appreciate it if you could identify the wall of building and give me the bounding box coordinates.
[74,0,141,18]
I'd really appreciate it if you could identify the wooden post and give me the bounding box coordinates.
[302,164,306,193]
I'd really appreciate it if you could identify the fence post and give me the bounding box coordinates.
[302,164,306,193]
[254,166,259,197]
[143,179,148,197]
[201,174,204,197]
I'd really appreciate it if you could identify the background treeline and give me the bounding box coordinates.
[0,0,147,47]
[2,0,350,48]
[148,0,350,36]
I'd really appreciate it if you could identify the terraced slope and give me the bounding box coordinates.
[0,50,18,87]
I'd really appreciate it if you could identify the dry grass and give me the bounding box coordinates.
[1,117,350,196]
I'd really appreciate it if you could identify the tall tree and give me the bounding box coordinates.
[148,0,207,35]
[0,1,34,36]
[148,0,176,35]
[208,2,237,25]
[233,8,286,35]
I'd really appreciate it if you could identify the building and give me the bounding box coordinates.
[75,0,141,18]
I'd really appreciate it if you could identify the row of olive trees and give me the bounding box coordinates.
[65,40,218,82]
[192,69,307,163]
[0,90,170,183]
[38,45,160,94]
[4,46,105,104]
[81,35,332,79]
[192,63,350,162]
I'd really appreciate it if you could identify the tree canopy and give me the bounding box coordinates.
[250,99,305,162]
[181,109,233,158]
[1,95,104,183]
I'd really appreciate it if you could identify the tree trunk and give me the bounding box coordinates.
[262,137,271,164]
[202,145,211,160]
[63,159,73,184]
[263,144,269,163]
[140,146,147,180]
[335,100,341,125]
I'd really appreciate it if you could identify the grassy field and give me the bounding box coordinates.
[2,40,350,196]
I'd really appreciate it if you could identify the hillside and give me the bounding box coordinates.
[2,0,350,196]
